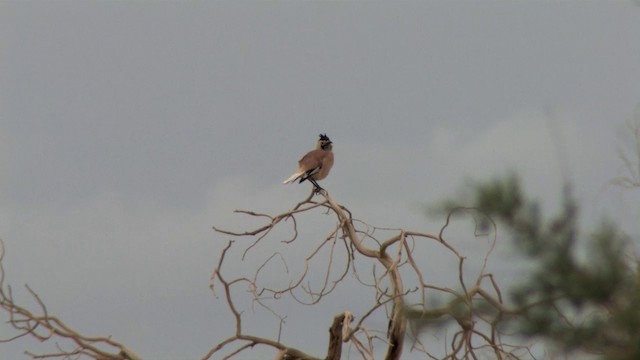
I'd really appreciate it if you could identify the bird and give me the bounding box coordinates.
[283,134,334,191]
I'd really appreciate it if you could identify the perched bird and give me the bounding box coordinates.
[283,134,334,191]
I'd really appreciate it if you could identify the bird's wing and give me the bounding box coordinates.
[297,150,325,182]
[298,150,323,172]
[283,150,323,184]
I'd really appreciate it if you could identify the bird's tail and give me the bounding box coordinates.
[283,171,303,184]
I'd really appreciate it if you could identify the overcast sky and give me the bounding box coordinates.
[2,1,640,359]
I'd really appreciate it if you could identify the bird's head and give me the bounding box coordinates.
[318,133,332,150]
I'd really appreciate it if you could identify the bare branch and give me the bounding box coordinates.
[206,192,533,359]
[0,238,142,360]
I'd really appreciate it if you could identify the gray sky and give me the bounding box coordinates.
[1,1,640,359]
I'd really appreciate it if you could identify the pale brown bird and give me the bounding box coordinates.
[283,134,334,190]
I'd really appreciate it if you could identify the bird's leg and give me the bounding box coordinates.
[309,179,323,193]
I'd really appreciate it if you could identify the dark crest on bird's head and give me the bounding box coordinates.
[318,133,332,150]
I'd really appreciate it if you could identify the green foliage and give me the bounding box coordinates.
[472,173,523,222]
[481,177,639,359]
[424,175,640,359]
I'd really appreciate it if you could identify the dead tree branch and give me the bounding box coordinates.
[0,239,142,360]
[208,189,525,359]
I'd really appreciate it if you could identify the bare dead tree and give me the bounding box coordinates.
[208,189,531,360]
[0,188,536,359]
[0,239,142,360]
